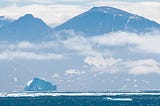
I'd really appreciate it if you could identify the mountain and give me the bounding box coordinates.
[54,6,160,36]
[0,14,52,42]
[0,16,12,28]
[24,78,57,92]
[1,7,159,42]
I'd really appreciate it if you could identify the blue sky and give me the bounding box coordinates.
[0,0,160,26]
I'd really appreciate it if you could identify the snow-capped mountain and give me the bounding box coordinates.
[54,6,160,36]
[0,14,52,42]
[24,78,57,92]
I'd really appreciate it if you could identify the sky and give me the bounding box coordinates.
[0,0,160,27]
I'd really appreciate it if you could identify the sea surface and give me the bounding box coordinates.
[0,91,160,106]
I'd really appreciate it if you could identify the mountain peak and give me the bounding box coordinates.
[91,6,116,11]
[17,14,37,22]
[23,14,34,18]
[90,6,130,15]
[54,6,160,36]
[0,13,52,42]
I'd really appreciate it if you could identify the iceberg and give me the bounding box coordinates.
[24,78,57,92]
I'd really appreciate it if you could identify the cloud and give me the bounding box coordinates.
[0,41,60,51]
[61,34,100,56]
[91,31,160,54]
[51,73,60,78]
[125,59,160,75]
[84,55,121,69]
[0,51,64,60]
[0,34,101,60]
[84,55,160,75]
[55,30,160,61]
[0,4,85,27]
[3,0,55,4]
[84,55,122,74]
[65,69,85,75]
[0,1,159,27]
[0,28,160,75]
[17,41,34,49]
[3,0,88,4]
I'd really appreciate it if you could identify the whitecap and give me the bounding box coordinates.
[1,92,160,97]
[103,97,132,101]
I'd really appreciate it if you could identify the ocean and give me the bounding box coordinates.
[0,92,160,106]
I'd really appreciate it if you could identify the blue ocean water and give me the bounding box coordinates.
[0,92,160,106]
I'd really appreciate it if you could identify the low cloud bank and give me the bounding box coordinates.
[0,30,160,75]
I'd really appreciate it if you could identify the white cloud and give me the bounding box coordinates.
[17,41,34,49]
[51,73,60,78]
[84,55,122,74]
[65,69,85,75]
[125,59,160,75]
[84,55,160,75]
[0,1,159,27]
[3,0,88,4]
[0,4,85,27]
[0,51,64,60]
[84,55,121,69]
[0,26,160,75]
[3,0,55,4]
[0,41,59,50]
[91,31,160,54]
[62,34,100,56]
[25,0,53,4]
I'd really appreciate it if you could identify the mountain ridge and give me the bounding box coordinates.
[0,14,52,42]
[54,6,160,36]
[0,6,160,42]
[0,16,13,28]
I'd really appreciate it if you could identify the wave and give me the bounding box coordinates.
[1,92,160,97]
[103,97,133,101]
